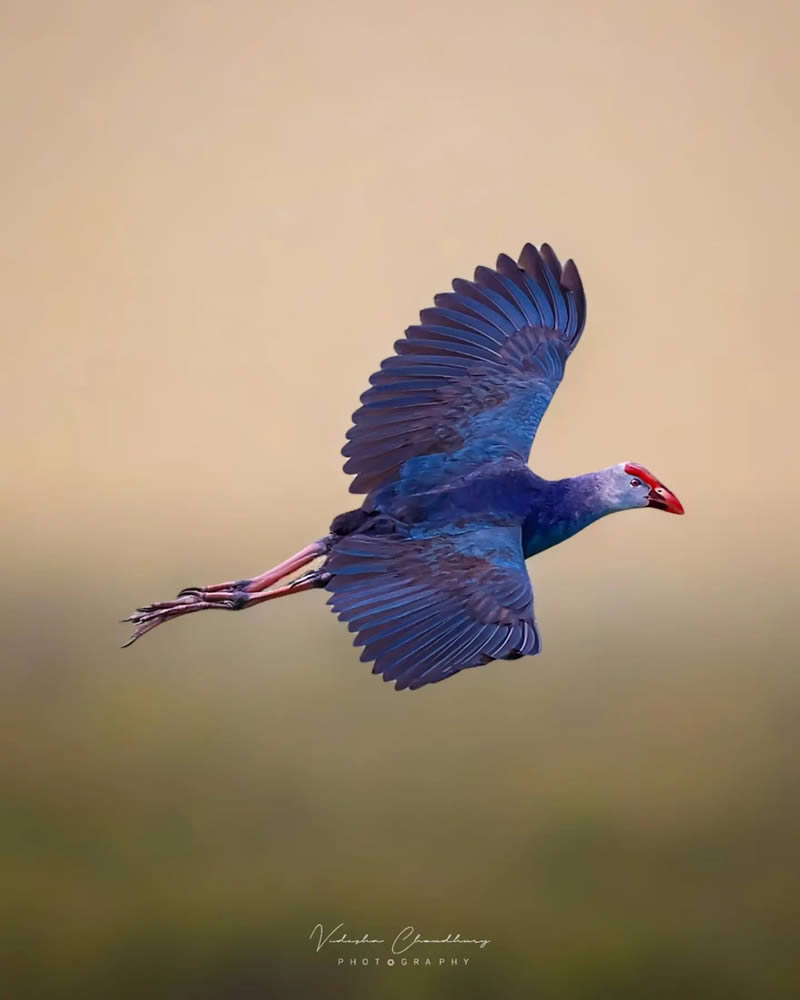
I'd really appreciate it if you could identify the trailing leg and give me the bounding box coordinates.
[122,536,333,647]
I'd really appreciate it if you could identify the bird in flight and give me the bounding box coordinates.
[123,242,684,689]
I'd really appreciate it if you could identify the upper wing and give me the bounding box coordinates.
[325,525,539,691]
[342,242,586,497]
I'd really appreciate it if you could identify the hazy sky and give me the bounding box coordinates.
[2,0,797,650]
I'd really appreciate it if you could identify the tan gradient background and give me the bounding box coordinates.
[2,1,799,997]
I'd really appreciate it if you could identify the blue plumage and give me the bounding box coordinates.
[124,241,683,690]
[342,243,584,499]
[326,527,538,690]
[326,243,585,687]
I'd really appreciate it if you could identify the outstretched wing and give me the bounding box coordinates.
[342,242,586,497]
[325,525,539,691]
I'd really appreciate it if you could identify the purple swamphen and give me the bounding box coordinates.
[123,242,684,690]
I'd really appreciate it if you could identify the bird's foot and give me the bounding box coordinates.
[121,589,251,646]
[122,537,333,647]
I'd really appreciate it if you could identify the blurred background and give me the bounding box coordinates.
[2,1,799,997]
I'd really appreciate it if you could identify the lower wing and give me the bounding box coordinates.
[325,524,540,690]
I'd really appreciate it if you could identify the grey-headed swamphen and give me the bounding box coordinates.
[124,242,684,690]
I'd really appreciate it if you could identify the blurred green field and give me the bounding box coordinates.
[2,541,798,999]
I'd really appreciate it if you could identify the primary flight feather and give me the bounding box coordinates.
[124,241,684,690]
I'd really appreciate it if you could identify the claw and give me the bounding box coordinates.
[122,615,167,647]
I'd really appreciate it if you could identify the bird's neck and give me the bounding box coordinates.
[522,470,617,558]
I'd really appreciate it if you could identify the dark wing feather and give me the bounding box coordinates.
[342,242,586,497]
[325,526,540,691]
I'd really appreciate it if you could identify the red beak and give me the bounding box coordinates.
[646,483,684,515]
[624,463,685,515]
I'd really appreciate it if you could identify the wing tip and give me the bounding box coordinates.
[518,240,586,346]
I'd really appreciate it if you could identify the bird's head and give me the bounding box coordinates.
[601,462,685,515]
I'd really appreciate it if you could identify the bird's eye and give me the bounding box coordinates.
[630,478,641,487]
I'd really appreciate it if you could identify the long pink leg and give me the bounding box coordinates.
[177,539,330,598]
[122,537,332,647]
